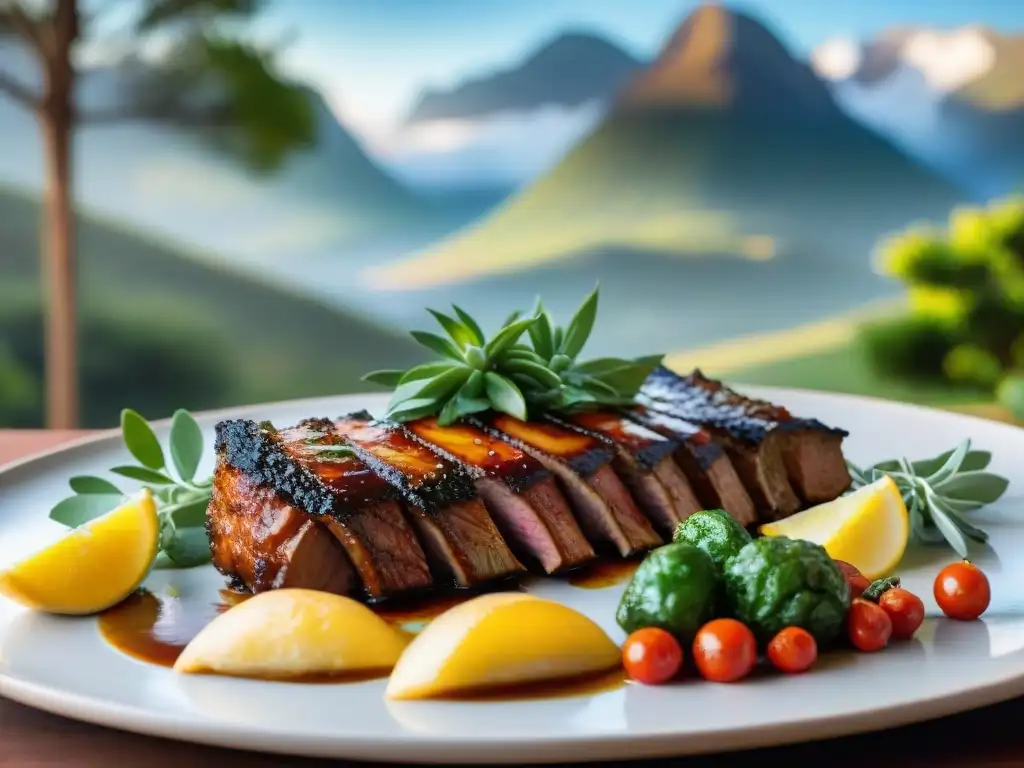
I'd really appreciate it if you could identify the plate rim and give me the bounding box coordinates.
[2,385,1023,762]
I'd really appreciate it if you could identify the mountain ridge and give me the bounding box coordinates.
[405,30,642,124]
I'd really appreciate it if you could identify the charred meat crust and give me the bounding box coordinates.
[332,411,478,514]
[403,417,551,494]
[333,411,526,586]
[469,414,615,478]
[549,412,679,471]
[207,464,357,596]
[215,419,338,518]
[214,417,433,601]
[624,406,724,470]
[641,366,849,443]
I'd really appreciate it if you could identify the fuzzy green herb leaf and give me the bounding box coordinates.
[49,493,125,527]
[170,410,204,483]
[110,465,176,485]
[848,438,1009,558]
[121,409,165,470]
[68,475,122,495]
[50,410,215,570]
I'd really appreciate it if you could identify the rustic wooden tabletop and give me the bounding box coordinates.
[1,429,1021,767]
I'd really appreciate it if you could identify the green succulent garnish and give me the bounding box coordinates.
[363,286,665,425]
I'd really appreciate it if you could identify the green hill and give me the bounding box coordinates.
[0,186,425,428]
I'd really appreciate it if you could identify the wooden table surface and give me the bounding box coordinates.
[1,429,1022,767]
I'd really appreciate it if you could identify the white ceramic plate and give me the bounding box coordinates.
[2,388,1024,763]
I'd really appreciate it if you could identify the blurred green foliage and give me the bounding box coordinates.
[0,297,235,428]
[860,196,1024,408]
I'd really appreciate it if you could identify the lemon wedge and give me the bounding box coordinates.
[385,592,621,701]
[174,589,409,679]
[759,476,909,580]
[0,490,159,615]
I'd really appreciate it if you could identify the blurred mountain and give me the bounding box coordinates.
[369,4,965,292]
[404,31,642,124]
[813,27,1024,197]
[0,43,445,264]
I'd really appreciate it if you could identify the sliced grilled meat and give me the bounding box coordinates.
[405,417,596,574]
[642,367,851,509]
[209,465,358,595]
[627,406,757,527]
[211,419,432,601]
[473,413,662,557]
[277,420,432,598]
[553,411,702,536]
[333,412,525,588]
[639,367,801,519]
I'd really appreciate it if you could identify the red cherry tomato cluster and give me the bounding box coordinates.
[622,558,990,686]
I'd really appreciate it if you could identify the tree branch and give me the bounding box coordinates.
[0,67,40,109]
[0,1,48,58]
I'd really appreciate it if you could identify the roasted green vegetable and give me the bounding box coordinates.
[616,542,719,643]
[673,508,752,573]
[723,536,851,645]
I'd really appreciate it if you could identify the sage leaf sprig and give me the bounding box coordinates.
[363,287,665,425]
[363,305,545,424]
[523,287,664,412]
[847,439,1010,558]
[49,408,214,568]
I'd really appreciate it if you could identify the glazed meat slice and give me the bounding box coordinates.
[333,412,525,588]
[639,367,801,519]
[277,420,433,598]
[209,466,357,595]
[211,419,432,601]
[405,416,596,574]
[473,414,662,557]
[627,406,757,527]
[553,411,703,537]
[641,367,851,511]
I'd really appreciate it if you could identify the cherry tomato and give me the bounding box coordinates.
[834,559,870,597]
[878,587,925,639]
[692,619,758,683]
[767,627,818,674]
[934,561,990,621]
[847,598,892,652]
[622,627,683,685]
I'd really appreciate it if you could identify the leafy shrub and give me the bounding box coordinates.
[866,196,1024,392]
[943,344,1004,388]
[0,297,237,428]
[857,314,957,381]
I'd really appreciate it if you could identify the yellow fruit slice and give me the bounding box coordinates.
[385,592,621,701]
[0,490,159,615]
[759,476,909,580]
[174,589,409,678]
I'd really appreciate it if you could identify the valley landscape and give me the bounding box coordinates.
[0,0,1021,428]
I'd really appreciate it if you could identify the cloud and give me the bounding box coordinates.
[811,37,862,81]
[375,101,605,186]
[900,28,996,92]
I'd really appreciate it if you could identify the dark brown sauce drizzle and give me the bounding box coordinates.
[566,559,641,589]
[98,582,627,700]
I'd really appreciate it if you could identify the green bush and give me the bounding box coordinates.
[857,314,957,381]
[866,196,1024,393]
[0,297,237,428]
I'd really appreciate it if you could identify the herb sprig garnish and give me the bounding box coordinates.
[49,409,214,568]
[847,439,1010,557]
[363,286,664,425]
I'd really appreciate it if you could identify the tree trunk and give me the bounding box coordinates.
[39,0,80,429]
[39,110,77,428]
